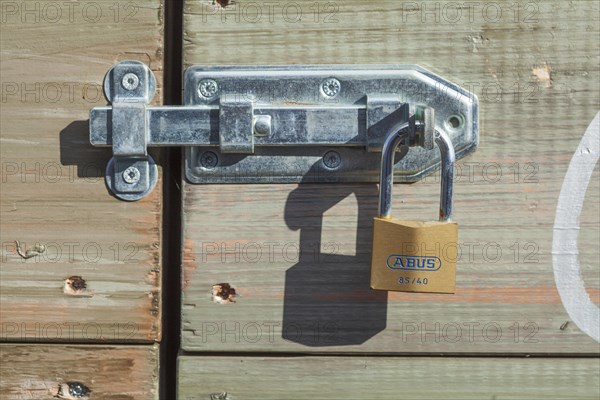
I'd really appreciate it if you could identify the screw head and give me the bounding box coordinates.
[200,151,219,169]
[323,150,342,169]
[123,166,141,184]
[321,78,341,98]
[210,393,230,400]
[198,79,219,99]
[121,73,140,91]
[68,382,90,398]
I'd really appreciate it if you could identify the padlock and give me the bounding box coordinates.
[371,121,458,293]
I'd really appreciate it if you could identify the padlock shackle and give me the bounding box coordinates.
[378,121,410,220]
[378,123,455,222]
[435,129,455,222]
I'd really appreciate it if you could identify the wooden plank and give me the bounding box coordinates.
[178,355,600,400]
[0,0,164,342]
[181,0,599,353]
[0,344,158,399]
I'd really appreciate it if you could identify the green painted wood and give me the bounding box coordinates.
[181,0,599,353]
[178,355,600,400]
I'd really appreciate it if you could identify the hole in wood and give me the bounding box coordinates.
[212,283,236,304]
[63,276,88,296]
[215,0,232,8]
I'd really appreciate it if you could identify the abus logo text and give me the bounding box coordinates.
[386,255,441,271]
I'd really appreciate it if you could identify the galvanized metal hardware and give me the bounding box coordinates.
[95,61,158,201]
[90,61,478,201]
[379,123,455,222]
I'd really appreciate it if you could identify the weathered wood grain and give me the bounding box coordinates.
[0,0,164,342]
[182,0,599,353]
[178,355,600,400]
[0,344,158,399]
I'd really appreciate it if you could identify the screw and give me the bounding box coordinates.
[198,79,219,99]
[321,78,341,98]
[253,115,272,136]
[323,150,342,169]
[210,393,230,400]
[121,73,139,91]
[68,382,90,398]
[200,151,219,169]
[123,166,141,184]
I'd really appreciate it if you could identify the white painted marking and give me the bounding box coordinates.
[553,112,600,342]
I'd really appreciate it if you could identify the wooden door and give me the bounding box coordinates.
[178,0,599,398]
[1,1,598,398]
[1,1,164,397]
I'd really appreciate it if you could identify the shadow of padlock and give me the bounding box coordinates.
[282,164,388,347]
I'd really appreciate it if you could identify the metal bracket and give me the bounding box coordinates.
[90,61,478,201]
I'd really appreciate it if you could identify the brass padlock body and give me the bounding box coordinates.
[371,218,457,293]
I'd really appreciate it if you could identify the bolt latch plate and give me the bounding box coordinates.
[90,61,478,200]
